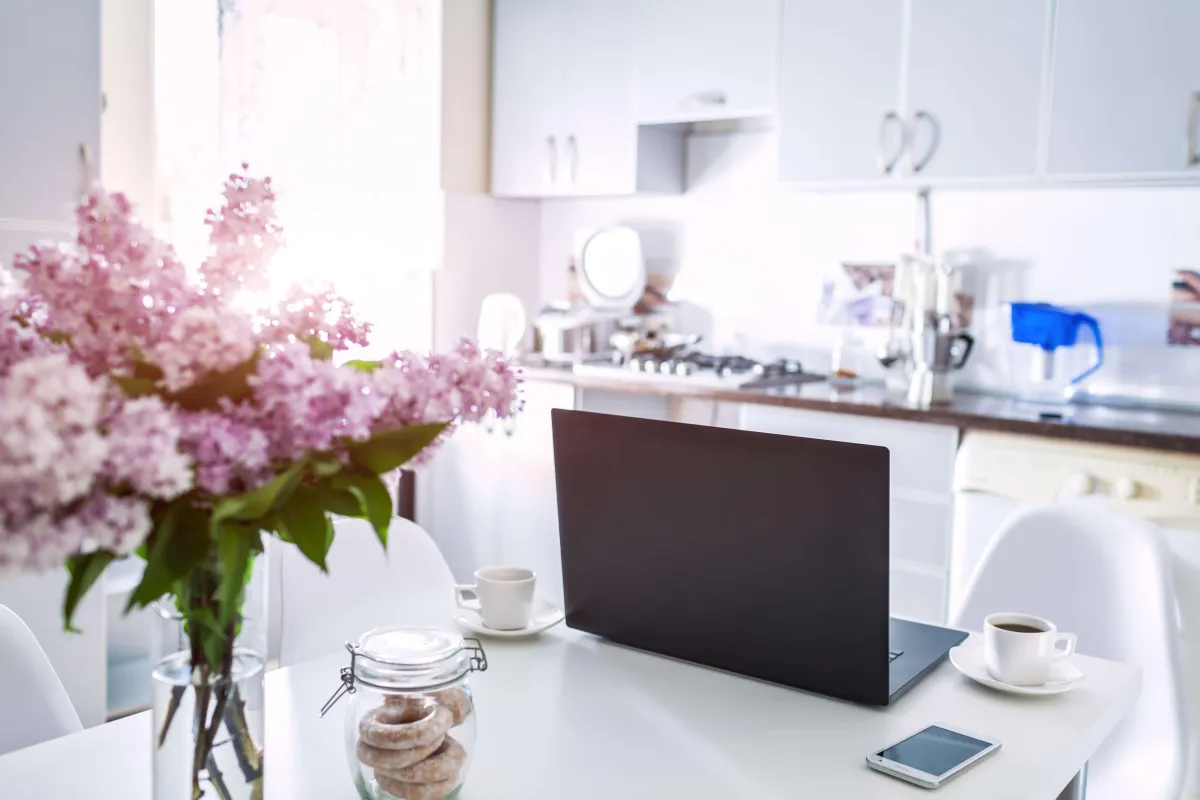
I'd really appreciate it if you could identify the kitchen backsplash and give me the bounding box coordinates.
[538,129,1200,405]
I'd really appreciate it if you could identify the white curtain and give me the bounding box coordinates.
[156,0,440,354]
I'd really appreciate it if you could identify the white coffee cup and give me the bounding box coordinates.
[455,566,536,631]
[984,612,1077,686]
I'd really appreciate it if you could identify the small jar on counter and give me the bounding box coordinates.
[325,627,487,800]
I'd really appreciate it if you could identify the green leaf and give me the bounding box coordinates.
[310,482,366,517]
[216,524,259,629]
[127,504,212,611]
[311,458,345,478]
[277,487,335,572]
[331,471,393,546]
[63,551,117,632]
[212,459,308,525]
[347,422,450,474]
[166,351,260,411]
[44,330,72,345]
[343,359,383,374]
[111,375,160,399]
[306,337,334,361]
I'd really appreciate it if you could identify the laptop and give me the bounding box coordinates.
[551,410,967,706]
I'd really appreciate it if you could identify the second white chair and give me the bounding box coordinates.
[0,604,82,756]
[271,517,458,668]
[954,504,1187,800]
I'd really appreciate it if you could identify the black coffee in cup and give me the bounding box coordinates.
[995,623,1045,634]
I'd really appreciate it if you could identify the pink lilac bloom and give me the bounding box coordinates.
[0,354,108,513]
[103,396,193,499]
[0,320,64,377]
[200,167,283,297]
[259,281,372,352]
[371,338,522,431]
[247,342,387,461]
[14,189,194,375]
[150,305,256,392]
[178,410,271,495]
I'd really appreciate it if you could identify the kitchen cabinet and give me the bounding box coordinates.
[490,0,640,197]
[905,0,1047,179]
[779,0,1047,184]
[738,404,958,624]
[0,0,100,223]
[634,0,780,124]
[778,0,905,183]
[421,381,576,605]
[1047,0,1200,177]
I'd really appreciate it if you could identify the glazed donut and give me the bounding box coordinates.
[359,705,452,750]
[377,736,466,785]
[375,773,459,800]
[383,688,472,727]
[357,736,444,771]
[432,688,472,727]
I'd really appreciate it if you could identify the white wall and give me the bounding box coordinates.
[538,130,1200,402]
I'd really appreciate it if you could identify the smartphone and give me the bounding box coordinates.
[866,724,1001,789]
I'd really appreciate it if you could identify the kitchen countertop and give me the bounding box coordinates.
[518,363,1200,455]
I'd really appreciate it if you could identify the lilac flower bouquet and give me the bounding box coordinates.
[0,167,521,798]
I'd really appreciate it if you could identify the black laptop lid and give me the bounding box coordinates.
[552,410,892,705]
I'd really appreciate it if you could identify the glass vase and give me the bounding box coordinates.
[152,649,265,800]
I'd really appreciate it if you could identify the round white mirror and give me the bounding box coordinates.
[578,227,645,311]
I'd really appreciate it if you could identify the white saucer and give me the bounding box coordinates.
[949,640,1085,696]
[454,597,565,639]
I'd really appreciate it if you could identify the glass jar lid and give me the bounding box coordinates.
[319,627,487,716]
[353,626,480,691]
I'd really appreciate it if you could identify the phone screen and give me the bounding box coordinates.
[877,726,992,777]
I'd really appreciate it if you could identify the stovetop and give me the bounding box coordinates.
[571,351,827,390]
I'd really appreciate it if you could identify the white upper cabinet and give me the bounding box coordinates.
[1048,0,1200,177]
[779,0,905,183]
[560,0,637,195]
[0,0,101,223]
[491,0,641,197]
[490,0,564,197]
[634,0,780,124]
[904,0,1047,179]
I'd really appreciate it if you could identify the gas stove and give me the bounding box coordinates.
[571,351,826,390]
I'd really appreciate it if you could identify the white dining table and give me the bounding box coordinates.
[0,627,1139,799]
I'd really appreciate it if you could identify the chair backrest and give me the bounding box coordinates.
[954,504,1187,800]
[274,517,457,668]
[0,604,82,755]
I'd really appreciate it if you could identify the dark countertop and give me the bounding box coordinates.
[518,364,1200,455]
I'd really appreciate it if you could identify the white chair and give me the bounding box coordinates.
[271,517,458,667]
[954,504,1187,800]
[0,604,83,755]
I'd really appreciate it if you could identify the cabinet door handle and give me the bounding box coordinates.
[682,90,727,109]
[546,135,558,184]
[878,111,905,175]
[1188,92,1200,167]
[909,110,941,174]
[567,134,578,183]
[78,142,96,194]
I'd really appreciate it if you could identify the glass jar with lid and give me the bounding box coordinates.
[326,627,487,800]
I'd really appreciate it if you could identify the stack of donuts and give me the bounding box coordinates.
[357,687,473,800]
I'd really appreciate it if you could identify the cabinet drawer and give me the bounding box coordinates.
[890,569,947,625]
[890,497,952,568]
[739,405,958,496]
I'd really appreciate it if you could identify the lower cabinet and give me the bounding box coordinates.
[420,380,576,605]
[738,404,959,624]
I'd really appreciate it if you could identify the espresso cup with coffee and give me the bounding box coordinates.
[983,612,1077,686]
[455,566,536,631]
